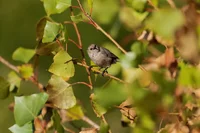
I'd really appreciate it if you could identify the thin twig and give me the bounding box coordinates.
[76,62,128,84]
[56,39,64,50]
[0,56,19,72]
[68,38,80,48]
[63,127,76,133]
[0,56,44,91]
[70,7,93,89]
[76,0,127,54]
[147,0,159,10]
[63,21,74,25]
[167,0,176,8]
[70,82,92,88]
[82,116,100,129]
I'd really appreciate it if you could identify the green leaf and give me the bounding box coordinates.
[9,122,33,133]
[48,50,75,79]
[43,0,71,16]
[42,21,61,43]
[36,17,52,41]
[94,81,127,109]
[70,14,83,23]
[66,104,84,120]
[18,64,34,79]
[145,8,184,40]
[46,75,76,109]
[52,110,64,133]
[14,93,49,126]
[131,0,147,12]
[178,62,200,87]
[0,76,10,99]
[12,47,35,63]
[7,71,21,92]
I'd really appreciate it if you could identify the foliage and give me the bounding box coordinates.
[1,0,200,133]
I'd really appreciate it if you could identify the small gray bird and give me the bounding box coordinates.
[87,44,119,76]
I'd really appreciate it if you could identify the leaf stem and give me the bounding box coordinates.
[70,82,92,88]
[76,0,127,54]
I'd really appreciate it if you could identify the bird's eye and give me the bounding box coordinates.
[90,48,93,50]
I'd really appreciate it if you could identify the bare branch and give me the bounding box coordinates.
[0,55,44,92]
[82,116,100,129]
[69,7,93,89]
[76,0,127,54]
[167,0,176,8]
[0,56,19,72]
[70,82,92,88]
[76,62,128,84]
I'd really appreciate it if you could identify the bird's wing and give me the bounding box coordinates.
[101,47,119,63]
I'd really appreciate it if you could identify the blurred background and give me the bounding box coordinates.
[0,0,131,132]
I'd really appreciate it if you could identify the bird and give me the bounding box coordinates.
[87,44,119,76]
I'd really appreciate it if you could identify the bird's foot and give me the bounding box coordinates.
[88,66,93,71]
[102,69,108,77]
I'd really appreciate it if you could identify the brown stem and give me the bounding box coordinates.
[63,127,76,133]
[167,0,176,8]
[76,0,127,54]
[70,82,92,88]
[68,38,80,48]
[0,56,19,72]
[76,62,128,84]
[0,56,44,91]
[56,39,64,50]
[82,116,100,129]
[70,7,93,89]
[147,0,159,10]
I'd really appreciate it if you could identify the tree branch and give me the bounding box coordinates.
[82,116,100,129]
[70,7,93,89]
[0,56,19,72]
[70,81,92,88]
[76,0,127,54]
[0,56,44,91]
[76,62,128,84]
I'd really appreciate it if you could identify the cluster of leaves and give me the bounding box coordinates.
[1,0,200,133]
